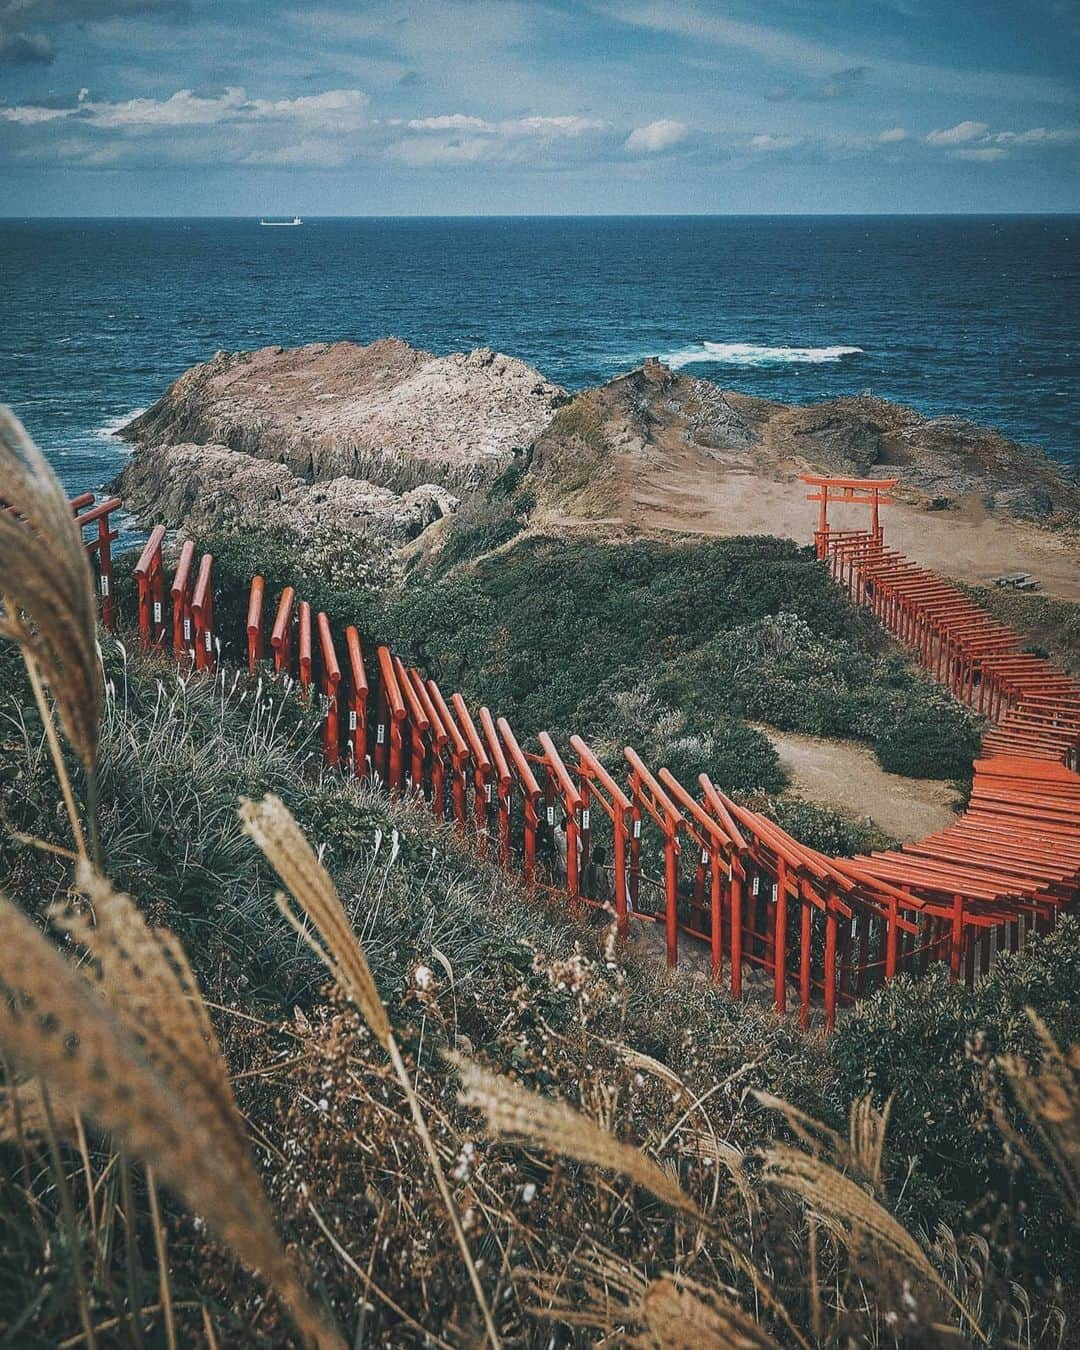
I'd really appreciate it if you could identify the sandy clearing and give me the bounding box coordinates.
[624,441,1080,600]
[756,726,961,843]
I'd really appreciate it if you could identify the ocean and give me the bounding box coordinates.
[2,215,1077,515]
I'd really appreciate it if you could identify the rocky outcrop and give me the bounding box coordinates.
[527,361,1080,524]
[122,338,565,493]
[117,342,1077,550]
[118,442,459,542]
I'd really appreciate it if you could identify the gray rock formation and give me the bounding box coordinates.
[118,442,459,542]
[122,338,565,493]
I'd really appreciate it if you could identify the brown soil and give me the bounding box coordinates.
[625,438,1080,600]
[755,727,961,844]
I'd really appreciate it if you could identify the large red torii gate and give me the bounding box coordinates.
[801,473,898,560]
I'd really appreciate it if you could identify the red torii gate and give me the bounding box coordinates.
[801,473,898,560]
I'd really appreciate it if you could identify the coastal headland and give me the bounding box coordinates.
[117,337,1079,598]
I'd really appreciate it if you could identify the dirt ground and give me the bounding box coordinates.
[754,726,961,843]
[621,441,1080,600]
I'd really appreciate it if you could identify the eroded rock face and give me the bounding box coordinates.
[118,442,459,542]
[122,338,565,493]
[528,365,1079,523]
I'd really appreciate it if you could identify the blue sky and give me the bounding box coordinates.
[2,0,1078,214]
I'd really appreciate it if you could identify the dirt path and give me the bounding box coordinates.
[625,441,1080,600]
[756,726,961,843]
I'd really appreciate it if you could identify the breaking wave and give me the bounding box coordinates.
[93,407,146,442]
[658,341,864,370]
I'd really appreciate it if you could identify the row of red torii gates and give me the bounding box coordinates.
[63,479,1080,1031]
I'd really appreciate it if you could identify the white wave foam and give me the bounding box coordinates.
[93,408,146,442]
[660,341,864,370]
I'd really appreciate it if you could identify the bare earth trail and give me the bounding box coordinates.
[754,726,961,844]
[624,439,1080,601]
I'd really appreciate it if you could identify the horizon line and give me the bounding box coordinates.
[4,209,1080,222]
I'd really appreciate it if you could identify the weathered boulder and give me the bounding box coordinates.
[117,442,459,542]
[121,338,565,493]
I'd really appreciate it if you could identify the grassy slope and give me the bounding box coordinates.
[1,638,1077,1345]
[179,524,982,858]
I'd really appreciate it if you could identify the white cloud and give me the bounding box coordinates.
[951,146,1007,162]
[501,115,609,138]
[925,120,988,146]
[878,126,907,143]
[404,112,605,139]
[624,119,688,153]
[0,86,371,132]
[748,133,800,152]
[407,114,490,132]
[388,135,500,167]
[0,103,76,124]
[992,126,1080,146]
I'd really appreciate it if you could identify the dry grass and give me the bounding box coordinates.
[0,407,101,774]
[0,880,340,1348]
[240,792,501,1348]
[453,1054,697,1216]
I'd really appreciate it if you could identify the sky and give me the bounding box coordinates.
[1,0,1078,215]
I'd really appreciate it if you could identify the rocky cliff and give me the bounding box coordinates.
[118,337,564,544]
[118,442,459,543]
[527,359,1080,524]
[117,341,1077,556]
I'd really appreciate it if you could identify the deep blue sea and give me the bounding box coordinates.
[2,216,1077,517]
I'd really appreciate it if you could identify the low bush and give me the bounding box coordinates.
[874,694,982,778]
[830,916,1080,1251]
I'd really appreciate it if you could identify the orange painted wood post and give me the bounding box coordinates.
[133,524,167,650]
[410,671,446,813]
[393,654,429,792]
[344,627,369,778]
[452,694,493,851]
[270,585,295,677]
[613,804,629,939]
[427,681,469,829]
[297,600,312,700]
[191,553,214,673]
[979,925,992,981]
[372,681,390,783]
[375,646,406,795]
[799,895,813,1029]
[885,896,899,981]
[246,576,265,674]
[497,716,542,885]
[317,612,341,768]
[773,857,788,1014]
[628,798,642,910]
[540,732,582,900]
[479,707,513,868]
[824,903,838,1032]
[171,539,196,662]
[664,831,678,968]
[710,847,723,983]
[730,873,743,1000]
[950,894,965,981]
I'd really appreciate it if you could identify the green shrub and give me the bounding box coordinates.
[874,696,981,779]
[829,916,1080,1263]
